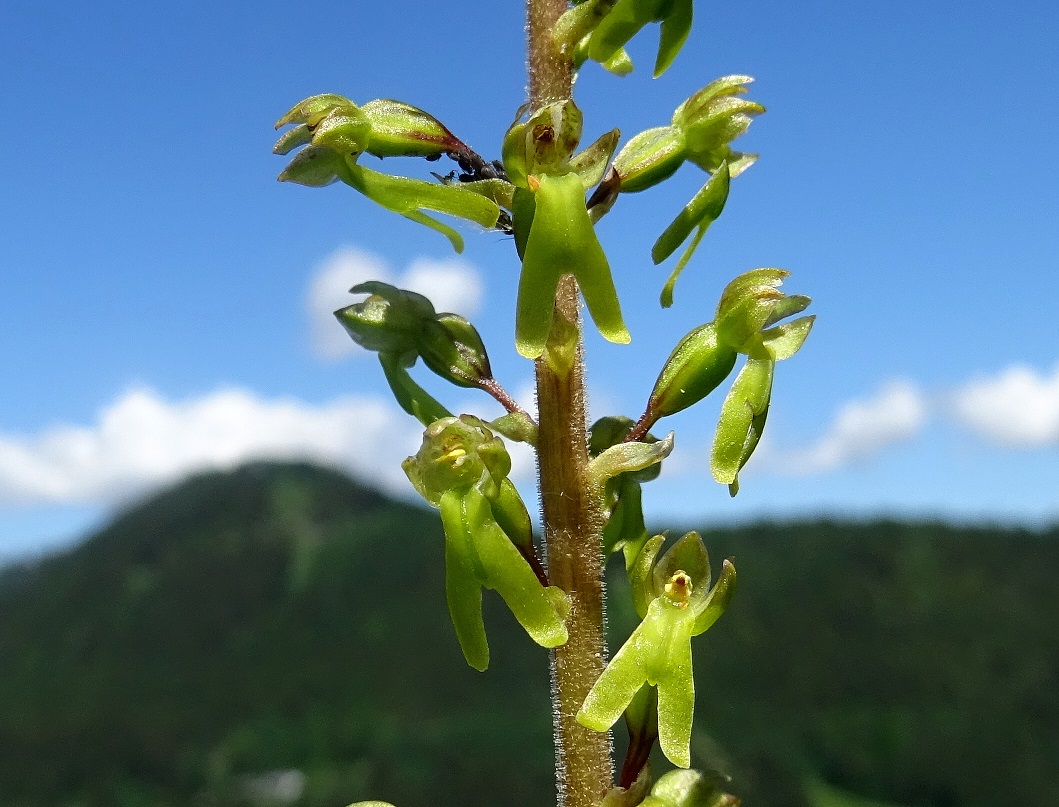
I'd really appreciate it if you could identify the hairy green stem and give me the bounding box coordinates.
[536,278,613,807]
[527,6,613,804]
[527,0,574,104]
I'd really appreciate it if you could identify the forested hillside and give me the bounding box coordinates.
[0,462,1055,807]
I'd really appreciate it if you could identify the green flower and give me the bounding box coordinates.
[403,417,568,670]
[515,172,630,358]
[275,95,500,252]
[710,269,814,494]
[577,532,735,767]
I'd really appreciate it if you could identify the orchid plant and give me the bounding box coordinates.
[274,2,812,806]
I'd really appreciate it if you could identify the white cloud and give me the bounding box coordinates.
[950,363,1059,447]
[0,387,426,507]
[764,380,928,475]
[306,246,483,360]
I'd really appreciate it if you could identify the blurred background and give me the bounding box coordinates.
[1,1,1057,805]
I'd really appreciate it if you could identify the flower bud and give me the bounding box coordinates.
[334,281,434,359]
[612,126,687,193]
[639,769,740,807]
[647,322,738,423]
[418,313,493,388]
[360,98,464,159]
[274,93,355,129]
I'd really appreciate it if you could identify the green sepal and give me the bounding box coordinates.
[586,0,692,77]
[673,77,764,174]
[711,357,773,492]
[654,0,693,77]
[648,322,738,422]
[569,129,621,190]
[640,768,740,807]
[272,124,313,156]
[588,432,674,488]
[490,412,539,446]
[311,104,371,159]
[653,532,711,611]
[693,558,736,635]
[763,293,812,328]
[418,313,493,388]
[360,98,463,158]
[277,145,344,187]
[681,97,765,159]
[335,281,434,357]
[515,172,630,358]
[628,534,665,619]
[440,487,570,671]
[715,268,805,353]
[339,162,501,253]
[502,117,531,188]
[652,163,731,306]
[274,93,355,129]
[754,315,815,362]
[672,76,756,126]
[602,476,648,558]
[380,353,452,429]
[612,126,687,193]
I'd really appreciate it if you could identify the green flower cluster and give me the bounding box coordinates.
[274,4,811,798]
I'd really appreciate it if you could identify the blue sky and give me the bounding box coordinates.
[2,0,1058,561]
